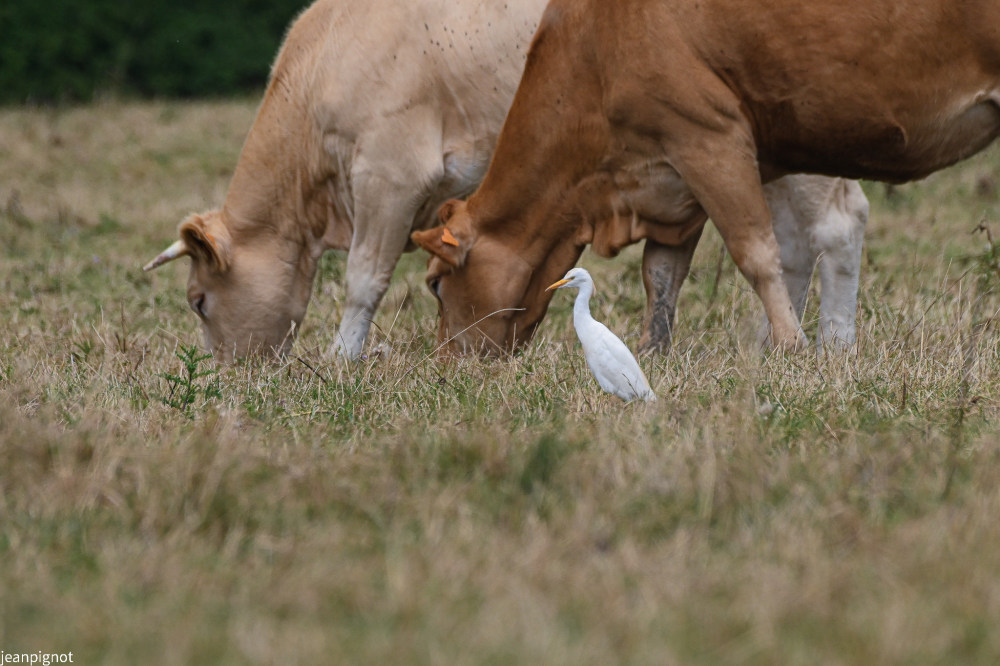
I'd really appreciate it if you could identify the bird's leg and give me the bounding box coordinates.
[639,227,703,354]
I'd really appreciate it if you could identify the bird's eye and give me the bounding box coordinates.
[190,294,207,319]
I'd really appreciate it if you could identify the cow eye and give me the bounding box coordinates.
[190,294,207,319]
[427,276,442,302]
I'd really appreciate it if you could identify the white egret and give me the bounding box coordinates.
[546,268,656,402]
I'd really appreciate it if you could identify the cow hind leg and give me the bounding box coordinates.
[762,176,818,340]
[756,175,834,347]
[639,227,703,353]
[814,179,868,349]
[756,176,868,350]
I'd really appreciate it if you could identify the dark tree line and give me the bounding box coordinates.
[0,1,308,104]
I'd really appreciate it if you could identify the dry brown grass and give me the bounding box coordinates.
[2,99,1000,665]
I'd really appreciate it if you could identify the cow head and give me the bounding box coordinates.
[412,199,583,356]
[144,210,314,361]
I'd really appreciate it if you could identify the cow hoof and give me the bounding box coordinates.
[774,332,809,353]
[329,339,363,361]
[638,335,672,356]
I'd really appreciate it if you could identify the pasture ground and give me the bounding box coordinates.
[2,100,1000,665]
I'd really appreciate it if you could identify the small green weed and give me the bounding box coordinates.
[159,344,222,418]
[968,220,1000,293]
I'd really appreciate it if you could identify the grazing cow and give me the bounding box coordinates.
[414,0,998,355]
[144,0,866,361]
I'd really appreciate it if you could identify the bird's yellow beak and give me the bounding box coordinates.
[546,278,570,291]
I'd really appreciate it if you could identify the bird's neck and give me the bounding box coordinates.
[572,282,595,326]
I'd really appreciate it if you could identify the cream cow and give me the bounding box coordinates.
[144,0,867,360]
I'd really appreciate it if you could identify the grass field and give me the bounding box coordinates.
[2,99,1000,665]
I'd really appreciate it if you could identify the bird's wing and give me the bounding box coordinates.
[581,321,653,401]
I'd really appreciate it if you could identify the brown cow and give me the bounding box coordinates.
[414,0,1000,355]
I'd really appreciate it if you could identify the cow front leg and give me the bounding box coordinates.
[335,241,407,359]
[639,227,704,353]
[675,141,806,351]
[333,172,420,360]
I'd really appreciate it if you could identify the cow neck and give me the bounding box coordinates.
[222,79,331,274]
[467,114,605,246]
[465,18,606,265]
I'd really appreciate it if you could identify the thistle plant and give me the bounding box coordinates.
[159,343,222,418]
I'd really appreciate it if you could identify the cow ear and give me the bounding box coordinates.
[179,212,232,273]
[438,199,461,225]
[412,198,473,266]
[411,225,470,267]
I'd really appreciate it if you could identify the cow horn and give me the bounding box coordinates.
[143,240,189,271]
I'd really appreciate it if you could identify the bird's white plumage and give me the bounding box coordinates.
[547,268,655,402]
